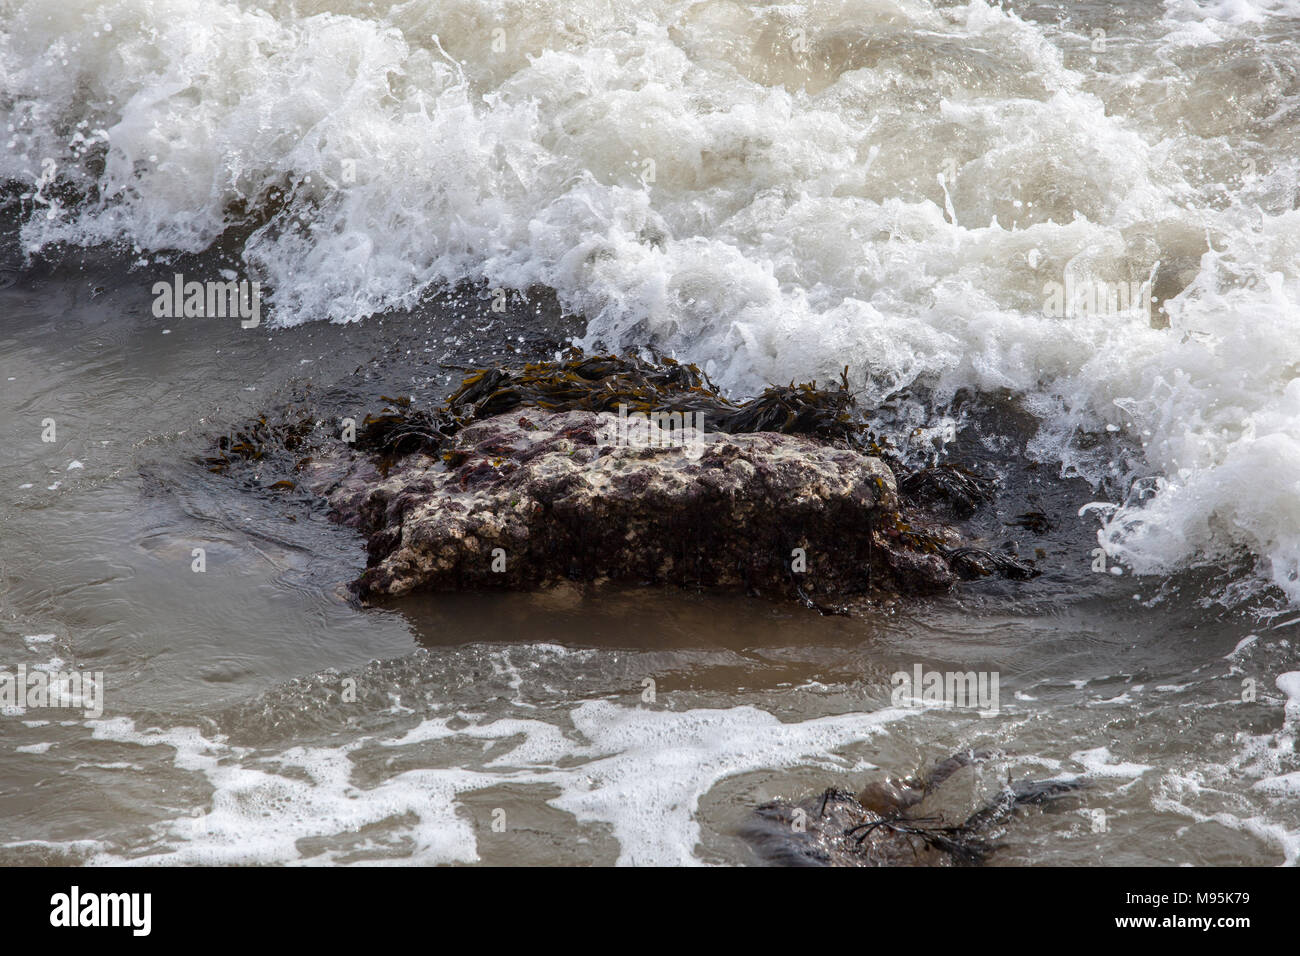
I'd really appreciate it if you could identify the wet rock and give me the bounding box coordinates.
[212,354,1039,606]
[314,408,966,603]
[741,752,1083,866]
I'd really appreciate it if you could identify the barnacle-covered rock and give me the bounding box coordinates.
[210,353,1037,607]
[316,408,949,602]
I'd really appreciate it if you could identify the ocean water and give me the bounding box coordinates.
[1,0,1299,865]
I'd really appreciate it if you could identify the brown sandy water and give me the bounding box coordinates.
[1,253,1296,866]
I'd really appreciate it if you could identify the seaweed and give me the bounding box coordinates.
[204,413,314,474]
[746,751,1084,867]
[355,404,455,461]
[899,463,996,518]
[846,751,1080,864]
[842,814,990,865]
[841,774,1083,865]
[944,546,1040,580]
[354,351,886,463]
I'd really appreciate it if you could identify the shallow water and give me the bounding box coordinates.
[0,257,1297,866]
[3,0,1300,865]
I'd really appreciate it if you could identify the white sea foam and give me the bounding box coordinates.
[4,0,1300,600]
[76,699,909,865]
[1152,670,1300,864]
[1069,746,1153,779]
[83,716,495,864]
[523,699,907,865]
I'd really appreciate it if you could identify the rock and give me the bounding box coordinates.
[313,407,961,603]
[740,752,1084,866]
[210,353,1038,607]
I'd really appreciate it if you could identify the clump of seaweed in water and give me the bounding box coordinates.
[744,751,1084,866]
[900,463,997,518]
[204,410,315,474]
[357,350,887,464]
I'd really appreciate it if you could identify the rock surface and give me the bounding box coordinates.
[313,408,961,603]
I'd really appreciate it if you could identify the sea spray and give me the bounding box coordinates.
[3,0,1300,602]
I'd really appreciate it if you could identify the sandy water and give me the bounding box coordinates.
[3,0,1300,865]
[1,256,1297,866]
